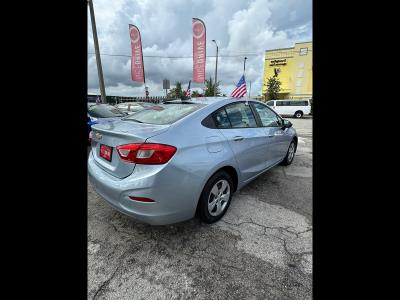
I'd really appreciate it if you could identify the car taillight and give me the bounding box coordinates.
[116,143,177,164]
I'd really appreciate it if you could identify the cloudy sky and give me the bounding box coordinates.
[88,0,312,97]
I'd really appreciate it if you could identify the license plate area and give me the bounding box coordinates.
[100,144,113,162]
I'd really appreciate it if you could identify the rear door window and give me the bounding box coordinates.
[289,101,308,106]
[276,101,289,106]
[224,102,257,128]
[213,108,231,128]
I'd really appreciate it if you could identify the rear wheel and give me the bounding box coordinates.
[281,140,296,166]
[197,171,233,223]
[294,111,303,118]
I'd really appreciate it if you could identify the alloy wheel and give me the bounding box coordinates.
[208,179,230,216]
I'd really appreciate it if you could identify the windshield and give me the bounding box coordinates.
[88,104,125,118]
[123,103,205,125]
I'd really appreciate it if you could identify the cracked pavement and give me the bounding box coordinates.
[88,117,312,299]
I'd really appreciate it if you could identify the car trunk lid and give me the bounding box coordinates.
[90,120,170,178]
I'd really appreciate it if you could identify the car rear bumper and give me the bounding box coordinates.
[88,151,201,225]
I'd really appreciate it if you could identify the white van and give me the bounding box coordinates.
[266,99,311,118]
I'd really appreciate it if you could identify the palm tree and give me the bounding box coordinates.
[203,77,221,96]
[168,82,184,99]
[191,90,203,98]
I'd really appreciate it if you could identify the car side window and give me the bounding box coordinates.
[266,101,274,106]
[276,101,283,106]
[252,102,282,127]
[213,108,231,128]
[225,102,257,128]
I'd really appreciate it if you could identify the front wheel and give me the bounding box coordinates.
[281,140,296,166]
[197,171,233,223]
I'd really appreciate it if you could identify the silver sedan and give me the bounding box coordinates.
[88,97,297,225]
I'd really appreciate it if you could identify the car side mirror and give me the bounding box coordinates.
[282,119,292,129]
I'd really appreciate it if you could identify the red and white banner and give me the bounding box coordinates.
[129,24,145,83]
[192,18,206,83]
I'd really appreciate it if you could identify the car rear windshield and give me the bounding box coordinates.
[88,105,126,118]
[123,103,205,125]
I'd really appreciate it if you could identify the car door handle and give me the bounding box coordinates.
[233,136,244,141]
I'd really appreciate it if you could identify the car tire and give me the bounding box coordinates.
[294,111,303,118]
[197,171,234,224]
[281,140,296,166]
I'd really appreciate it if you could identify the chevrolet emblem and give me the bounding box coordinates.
[95,132,102,140]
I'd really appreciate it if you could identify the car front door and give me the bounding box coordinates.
[251,102,290,165]
[214,102,269,182]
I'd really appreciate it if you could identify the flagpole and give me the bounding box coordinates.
[249,80,251,98]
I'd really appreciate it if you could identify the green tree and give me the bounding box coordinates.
[203,77,221,96]
[168,82,184,99]
[265,76,281,100]
[191,90,203,98]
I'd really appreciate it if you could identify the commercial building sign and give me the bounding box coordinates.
[269,59,287,66]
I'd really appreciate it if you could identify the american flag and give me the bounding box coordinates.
[231,75,247,97]
[184,80,191,97]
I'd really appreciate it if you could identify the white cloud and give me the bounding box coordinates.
[88,0,312,96]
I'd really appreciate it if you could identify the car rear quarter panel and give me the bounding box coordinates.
[145,111,240,213]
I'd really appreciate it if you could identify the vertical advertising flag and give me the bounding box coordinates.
[192,18,206,83]
[129,24,145,83]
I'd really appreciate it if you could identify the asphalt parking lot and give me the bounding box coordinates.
[88,117,312,299]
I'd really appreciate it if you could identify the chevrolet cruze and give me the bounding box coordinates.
[88,97,297,225]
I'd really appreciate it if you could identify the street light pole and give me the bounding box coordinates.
[88,0,107,104]
[212,40,218,97]
[243,56,247,75]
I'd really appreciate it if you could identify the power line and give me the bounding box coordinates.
[88,49,311,59]
[87,53,260,58]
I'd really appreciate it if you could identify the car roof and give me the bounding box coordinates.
[164,97,253,106]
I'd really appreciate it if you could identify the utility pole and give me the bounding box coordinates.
[88,0,107,104]
[212,40,219,97]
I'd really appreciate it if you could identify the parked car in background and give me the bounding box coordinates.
[115,102,154,115]
[87,103,127,144]
[266,99,311,118]
[88,97,298,225]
